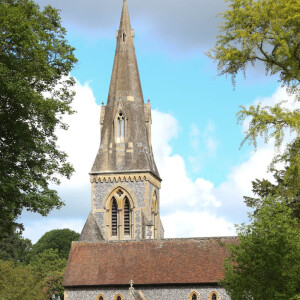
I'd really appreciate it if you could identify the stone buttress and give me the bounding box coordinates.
[79,0,164,242]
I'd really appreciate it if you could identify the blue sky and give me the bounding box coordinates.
[19,0,292,243]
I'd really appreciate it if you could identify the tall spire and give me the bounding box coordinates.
[107,0,144,104]
[119,0,131,31]
[91,0,159,178]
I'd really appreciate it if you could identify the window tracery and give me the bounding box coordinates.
[106,187,133,240]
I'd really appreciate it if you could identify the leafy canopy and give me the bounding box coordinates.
[0,0,77,238]
[208,0,300,92]
[28,228,80,261]
[221,197,300,300]
[0,228,32,263]
[0,260,40,300]
[208,0,300,216]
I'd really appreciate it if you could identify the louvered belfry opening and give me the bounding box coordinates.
[112,198,118,236]
[124,197,130,236]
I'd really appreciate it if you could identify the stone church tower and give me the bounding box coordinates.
[79,0,164,242]
[64,2,236,299]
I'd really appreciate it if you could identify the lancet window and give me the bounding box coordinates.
[151,191,158,239]
[188,292,199,300]
[116,111,125,142]
[209,292,219,300]
[111,198,118,236]
[124,197,130,236]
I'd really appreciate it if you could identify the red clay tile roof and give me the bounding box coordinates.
[63,237,237,287]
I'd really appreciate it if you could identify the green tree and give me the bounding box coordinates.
[221,197,300,300]
[208,0,300,216]
[0,0,77,238]
[0,260,40,299]
[0,228,32,262]
[28,229,79,261]
[207,0,300,91]
[30,248,66,281]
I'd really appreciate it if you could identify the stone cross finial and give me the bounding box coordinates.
[130,279,134,289]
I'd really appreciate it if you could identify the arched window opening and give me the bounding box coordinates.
[117,112,125,139]
[97,296,105,300]
[112,198,118,236]
[124,197,130,236]
[114,295,123,300]
[188,292,199,300]
[209,292,219,300]
[122,32,126,42]
[152,192,158,238]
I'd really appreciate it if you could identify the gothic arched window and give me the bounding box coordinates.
[97,295,105,300]
[122,32,126,42]
[209,292,219,300]
[117,112,125,139]
[106,188,133,240]
[124,197,130,236]
[111,198,118,236]
[188,292,199,300]
[151,191,158,239]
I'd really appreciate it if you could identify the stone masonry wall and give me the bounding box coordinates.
[65,285,230,300]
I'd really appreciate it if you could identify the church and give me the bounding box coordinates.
[63,1,235,299]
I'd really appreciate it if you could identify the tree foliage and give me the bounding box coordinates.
[42,273,64,300]
[208,0,300,92]
[208,0,300,216]
[28,229,79,261]
[0,260,40,300]
[221,197,300,300]
[0,228,32,262]
[30,248,66,282]
[237,102,300,218]
[0,0,77,238]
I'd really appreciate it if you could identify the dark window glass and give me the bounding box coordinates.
[212,293,217,300]
[192,294,197,300]
[112,198,118,236]
[99,297,103,300]
[124,197,130,235]
[117,296,121,300]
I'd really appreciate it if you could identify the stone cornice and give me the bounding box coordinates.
[90,172,161,189]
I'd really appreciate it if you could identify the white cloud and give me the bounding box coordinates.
[56,80,100,187]
[162,211,235,238]
[22,83,293,243]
